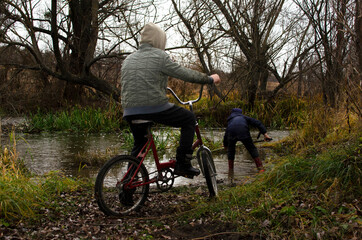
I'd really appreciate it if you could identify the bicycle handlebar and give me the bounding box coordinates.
[167,85,204,106]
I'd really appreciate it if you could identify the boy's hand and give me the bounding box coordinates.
[264,133,272,142]
[210,74,221,84]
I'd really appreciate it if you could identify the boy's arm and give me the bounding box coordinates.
[246,116,272,141]
[162,54,219,85]
[245,116,267,134]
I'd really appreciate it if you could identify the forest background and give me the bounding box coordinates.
[0,0,360,121]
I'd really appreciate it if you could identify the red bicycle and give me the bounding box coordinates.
[94,86,218,216]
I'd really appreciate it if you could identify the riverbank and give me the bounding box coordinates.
[0,117,28,134]
[1,135,360,239]
[1,106,361,239]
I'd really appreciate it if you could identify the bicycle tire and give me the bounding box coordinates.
[201,149,218,197]
[94,155,149,216]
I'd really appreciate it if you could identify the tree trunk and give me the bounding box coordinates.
[258,64,269,97]
[297,59,303,98]
[62,0,99,103]
[357,0,362,83]
[246,59,269,106]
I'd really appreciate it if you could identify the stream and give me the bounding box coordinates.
[1,126,291,187]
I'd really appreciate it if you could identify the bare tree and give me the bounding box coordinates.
[191,0,315,106]
[0,0,156,102]
[356,0,362,83]
[294,0,354,108]
[170,0,226,99]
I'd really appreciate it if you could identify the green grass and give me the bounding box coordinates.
[24,94,310,133]
[175,110,362,239]
[119,126,179,153]
[177,137,361,239]
[26,103,124,133]
[0,133,90,224]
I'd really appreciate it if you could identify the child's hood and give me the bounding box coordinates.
[227,108,244,121]
[140,22,167,50]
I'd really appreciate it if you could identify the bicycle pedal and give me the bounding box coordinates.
[183,174,194,179]
[175,173,194,179]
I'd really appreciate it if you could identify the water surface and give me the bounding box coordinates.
[1,129,290,187]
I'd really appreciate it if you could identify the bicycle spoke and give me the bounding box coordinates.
[95,155,149,216]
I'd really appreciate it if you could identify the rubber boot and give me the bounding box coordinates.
[174,154,200,178]
[253,157,265,173]
[228,159,234,170]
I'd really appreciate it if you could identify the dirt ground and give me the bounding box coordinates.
[0,185,259,240]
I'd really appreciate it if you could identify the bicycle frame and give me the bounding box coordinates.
[125,85,207,190]
[137,126,176,170]
[124,125,176,189]
[95,85,217,216]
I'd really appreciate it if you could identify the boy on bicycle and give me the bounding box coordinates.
[121,22,221,178]
[223,108,272,172]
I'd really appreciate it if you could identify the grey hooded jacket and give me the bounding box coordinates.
[121,23,213,116]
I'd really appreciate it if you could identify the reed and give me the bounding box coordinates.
[0,132,87,224]
[0,133,38,222]
[119,126,178,155]
[72,147,119,167]
[194,94,308,129]
[186,144,361,238]
[152,127,175,153]
[27,103,123,133]
[26,94,309,133]
[120,128,134,151]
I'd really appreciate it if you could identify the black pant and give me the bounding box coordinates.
[124,105,196,162]
[227,137,259,160]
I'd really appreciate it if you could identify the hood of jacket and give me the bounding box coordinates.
[227,108,243,118]
[227,108,243,122]
[140,22,167,50]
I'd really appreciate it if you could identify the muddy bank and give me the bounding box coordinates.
[0,117,28,134]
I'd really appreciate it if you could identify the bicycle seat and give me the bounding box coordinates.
[131,119,153,124]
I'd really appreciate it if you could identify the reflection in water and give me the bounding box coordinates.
[1,129,290,187]
[1,132,126,176]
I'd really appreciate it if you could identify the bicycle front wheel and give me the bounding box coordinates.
[94,155,149,216]
[201,149,218,197]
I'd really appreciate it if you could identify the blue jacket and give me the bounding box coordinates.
[223,108,267,147]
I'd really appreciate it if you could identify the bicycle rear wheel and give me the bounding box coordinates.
[201,149,218,197]
[94,155,149,216]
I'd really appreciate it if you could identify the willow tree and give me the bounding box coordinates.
[170,0,226,100]
[294,0,354,108]
[170,0,314,106]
